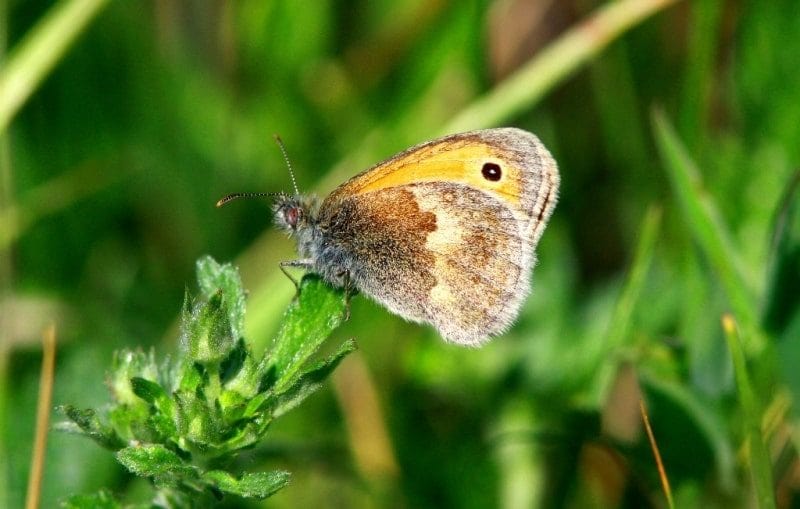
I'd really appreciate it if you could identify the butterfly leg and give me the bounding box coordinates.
[279,259,314,295]
[337,269,355,321]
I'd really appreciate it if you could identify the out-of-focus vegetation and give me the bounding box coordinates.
[2,0,799,507]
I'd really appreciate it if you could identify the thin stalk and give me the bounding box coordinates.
[0,1,11,504]
[442,0,684,134]
[0,0,110,132]
[640,399,675,509]
[722,315,776,509]
[652,109,763,353]
[590,205,661,405]
[25,326,57,509]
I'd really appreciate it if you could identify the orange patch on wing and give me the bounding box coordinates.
[348,143,523,207]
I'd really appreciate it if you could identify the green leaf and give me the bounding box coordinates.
[105,405,157,447]
[763,172,800,336]
[173,389,220,450]
[219,339,263,401]
[0,0,111,132]
[242,391,271,420]
[61,489,121,509]
[177,359,203,393]
[129,377,178,441]
[179,257,248,366]
[763,174,800,418]
[182,291,236,364]
[130,377,169,406]
[590,205,661,405]
[722,315,776,509]
[219,338,248,384]
[652,108,763,353]
[202,470,291,499]
[57,257,354,501]
[273,339,357,417]
[116,444,196,488]
[267,275,347,392]
[109,349,161,406]
[57,406,125,451]
[775,314,800,414]
[195,255,246,341]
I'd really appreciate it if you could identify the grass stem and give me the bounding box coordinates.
[25,325,57,509]
[640,399,674,509]
[0,0,109,132]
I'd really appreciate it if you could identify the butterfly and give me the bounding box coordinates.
[219,128,559,346]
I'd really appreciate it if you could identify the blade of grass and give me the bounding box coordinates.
[0,345,6,509]
[652,109,763,353]
[722,314,776,509]
[24,325,57,509]
[0,160,122,250]
[589,205,661,405]
[332,352,401,502]
[640,399,674,509]
[678,0,724,152]
[606,206,662,346]
[0,0,110,133]
[492,400,543,509]
[763,171,800,336]
[0,2,9,503]
[640,372,736,491]
[442,0,684,134]
[589,43,650,174]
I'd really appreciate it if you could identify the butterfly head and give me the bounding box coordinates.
[272,193,318,235]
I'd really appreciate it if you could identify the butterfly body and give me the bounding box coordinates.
[273,128,559,346]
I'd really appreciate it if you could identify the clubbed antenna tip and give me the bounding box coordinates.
[216,192,273,207]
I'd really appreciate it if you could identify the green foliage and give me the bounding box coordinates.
[764,179,800,338]
[62,489,122,509]
[765,180,800,408]
[4,1,800,508]
[723,316,776,509]
[652,109,762,352]
[56,257,351,506]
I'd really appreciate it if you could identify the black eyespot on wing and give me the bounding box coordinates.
[481,162,502,181]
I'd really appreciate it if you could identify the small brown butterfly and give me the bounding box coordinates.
[219,128,559,346]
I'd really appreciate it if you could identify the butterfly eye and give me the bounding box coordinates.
[285,207,301,227]
[481,162,502,181]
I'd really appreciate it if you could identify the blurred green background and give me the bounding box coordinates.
[3,0,800,507]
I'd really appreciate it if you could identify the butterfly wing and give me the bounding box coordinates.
[318,128,559,345]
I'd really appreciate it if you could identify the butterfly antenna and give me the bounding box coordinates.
[273,134,299,196]
[216,192,276,208]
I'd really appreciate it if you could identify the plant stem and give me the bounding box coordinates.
[641,399,675,509]
[722,315,776,509]
[0,0,110,133]
[652,109,763,353]
[25,325,57,509]
[442,0,684,134]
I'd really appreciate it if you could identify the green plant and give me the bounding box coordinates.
[57,256,353,507]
